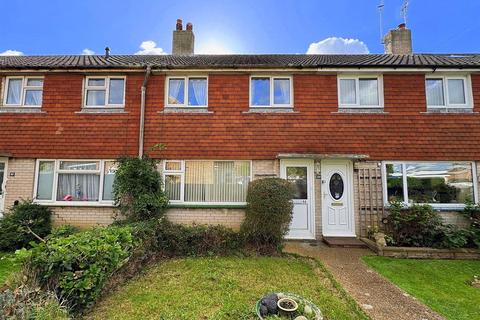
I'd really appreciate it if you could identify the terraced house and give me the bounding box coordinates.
[1,21,480,240]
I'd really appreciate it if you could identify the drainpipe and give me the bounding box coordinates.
[139,65,152,158]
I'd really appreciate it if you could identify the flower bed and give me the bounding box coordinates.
[256,292,323,320]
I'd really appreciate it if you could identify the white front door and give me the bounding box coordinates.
[280,159,315,239]
[321,160,355,237]
[0,158,7,215]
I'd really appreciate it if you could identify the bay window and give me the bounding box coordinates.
[383,161,477,208]
[3,76,44,107]
[163,160,251,204]
[338,76,382,108]
[84,76,125,108]
[166,76,208,107]
[35,160,116,204]
[426,76,471,109]
[250,76,292,108]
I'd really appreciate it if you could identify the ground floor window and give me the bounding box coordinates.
[35,159,116,204]
[163,160,251,204]
[383,161,477,208]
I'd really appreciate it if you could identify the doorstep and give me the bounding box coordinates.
[323,237,367,248]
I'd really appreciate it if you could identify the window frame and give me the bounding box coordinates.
[162,160,252,205]
[249,75,293,108]
[83,76,126,108]
[337,74,384,109]
[425,74,473,109]
[381,160,478,210]
[165,75,209,108]
[2,76,44,107]
[33,159,116,206]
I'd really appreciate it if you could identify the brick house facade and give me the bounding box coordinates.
[1,23,479,239]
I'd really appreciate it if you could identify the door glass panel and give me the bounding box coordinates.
[329,173,344,200]
[286,166,308,199]
[0,163,4,194]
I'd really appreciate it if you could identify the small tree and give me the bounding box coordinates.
[240,178,295,253]
[113,155,169,222]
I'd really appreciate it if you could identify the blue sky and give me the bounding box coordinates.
[1,0,479,56]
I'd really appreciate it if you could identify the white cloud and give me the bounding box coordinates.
[81,48,95,55]
[135,40,167,55]
[0,49,24,56]
[306,37,369,54]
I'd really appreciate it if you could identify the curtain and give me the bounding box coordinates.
[274,79,290,104]
[339,79,356,105]
[164,175,181,200]
[447,79,466,105]
[25,90,43,106]
[188,78,207,106]
[426,79,445,106]
[6,79,22,104]
[86,90,106,106]
[37,161,54,200]
[168,79,184,104]
[57,174,100,201]
[108,79,125,104]
[359,79,379,106]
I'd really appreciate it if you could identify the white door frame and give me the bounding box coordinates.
[321,159,355,237]
[280,159,316,240]
[0,157,8,216]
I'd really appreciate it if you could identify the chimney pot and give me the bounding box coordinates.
[186,22,193,31]
[176,19,183,31]
[105,47,110,58]
[398,23,406,29]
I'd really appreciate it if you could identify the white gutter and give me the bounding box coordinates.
[138,65,151,158]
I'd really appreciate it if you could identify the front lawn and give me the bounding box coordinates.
[0,252,18,284]
[88,256,368,320]
[363,256,480,320]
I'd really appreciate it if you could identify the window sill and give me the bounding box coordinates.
[423,108,477,114]
[0,107,45,113]
[34,201,115,207]
[244,107,297,114]
[76,108,127,114]
[168,203,247,209]
[160,107,212,114]
[334,107,386,114]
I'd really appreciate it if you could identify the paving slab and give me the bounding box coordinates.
[285,241,445,320]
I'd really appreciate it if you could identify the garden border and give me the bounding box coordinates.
[360,238,480,259]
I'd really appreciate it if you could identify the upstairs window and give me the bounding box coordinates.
[166,76,208,107]
[338,76,382,108]
[426,76,471,109]
[250,76,292,108]
[84,76,125,108]
[3,76,44,107]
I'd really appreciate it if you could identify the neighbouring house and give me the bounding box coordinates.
[0,20,479,240]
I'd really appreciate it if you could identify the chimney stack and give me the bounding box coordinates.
[383,23,412,55]
[172,19,195,55]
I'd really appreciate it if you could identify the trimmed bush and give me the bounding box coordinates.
[113,155,169,222]
[16,225,137,313]
[0,200,52,251]
[240,178,295,252]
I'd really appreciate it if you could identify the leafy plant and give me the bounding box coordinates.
[0,200,52,251]
[240,178,295,253]
[113,155,169,222]
[46,225,79,240]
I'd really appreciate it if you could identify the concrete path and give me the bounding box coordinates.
[285,241,445,320]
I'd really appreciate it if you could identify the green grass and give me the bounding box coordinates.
[88,256,368,320]
[0,252,18,284]
[362,256,480,320]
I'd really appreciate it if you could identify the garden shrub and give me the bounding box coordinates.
[113,155,169,222]
[0,200,52,251]
[46,225,79,240]
[463,202,480,248]
[240,178,295,252]
[16,225,137,313]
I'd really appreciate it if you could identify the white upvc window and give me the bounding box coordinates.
[84,76,125,108]
[34,159,117,205]
[163,160,252,205]
[338,75,383,108]
[426,75,472,109]
[382,161,478,209]
[3,76,44,107]
[165,76,208,108]
[250,76,293,108]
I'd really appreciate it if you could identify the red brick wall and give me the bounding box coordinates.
[1,72,480,160]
